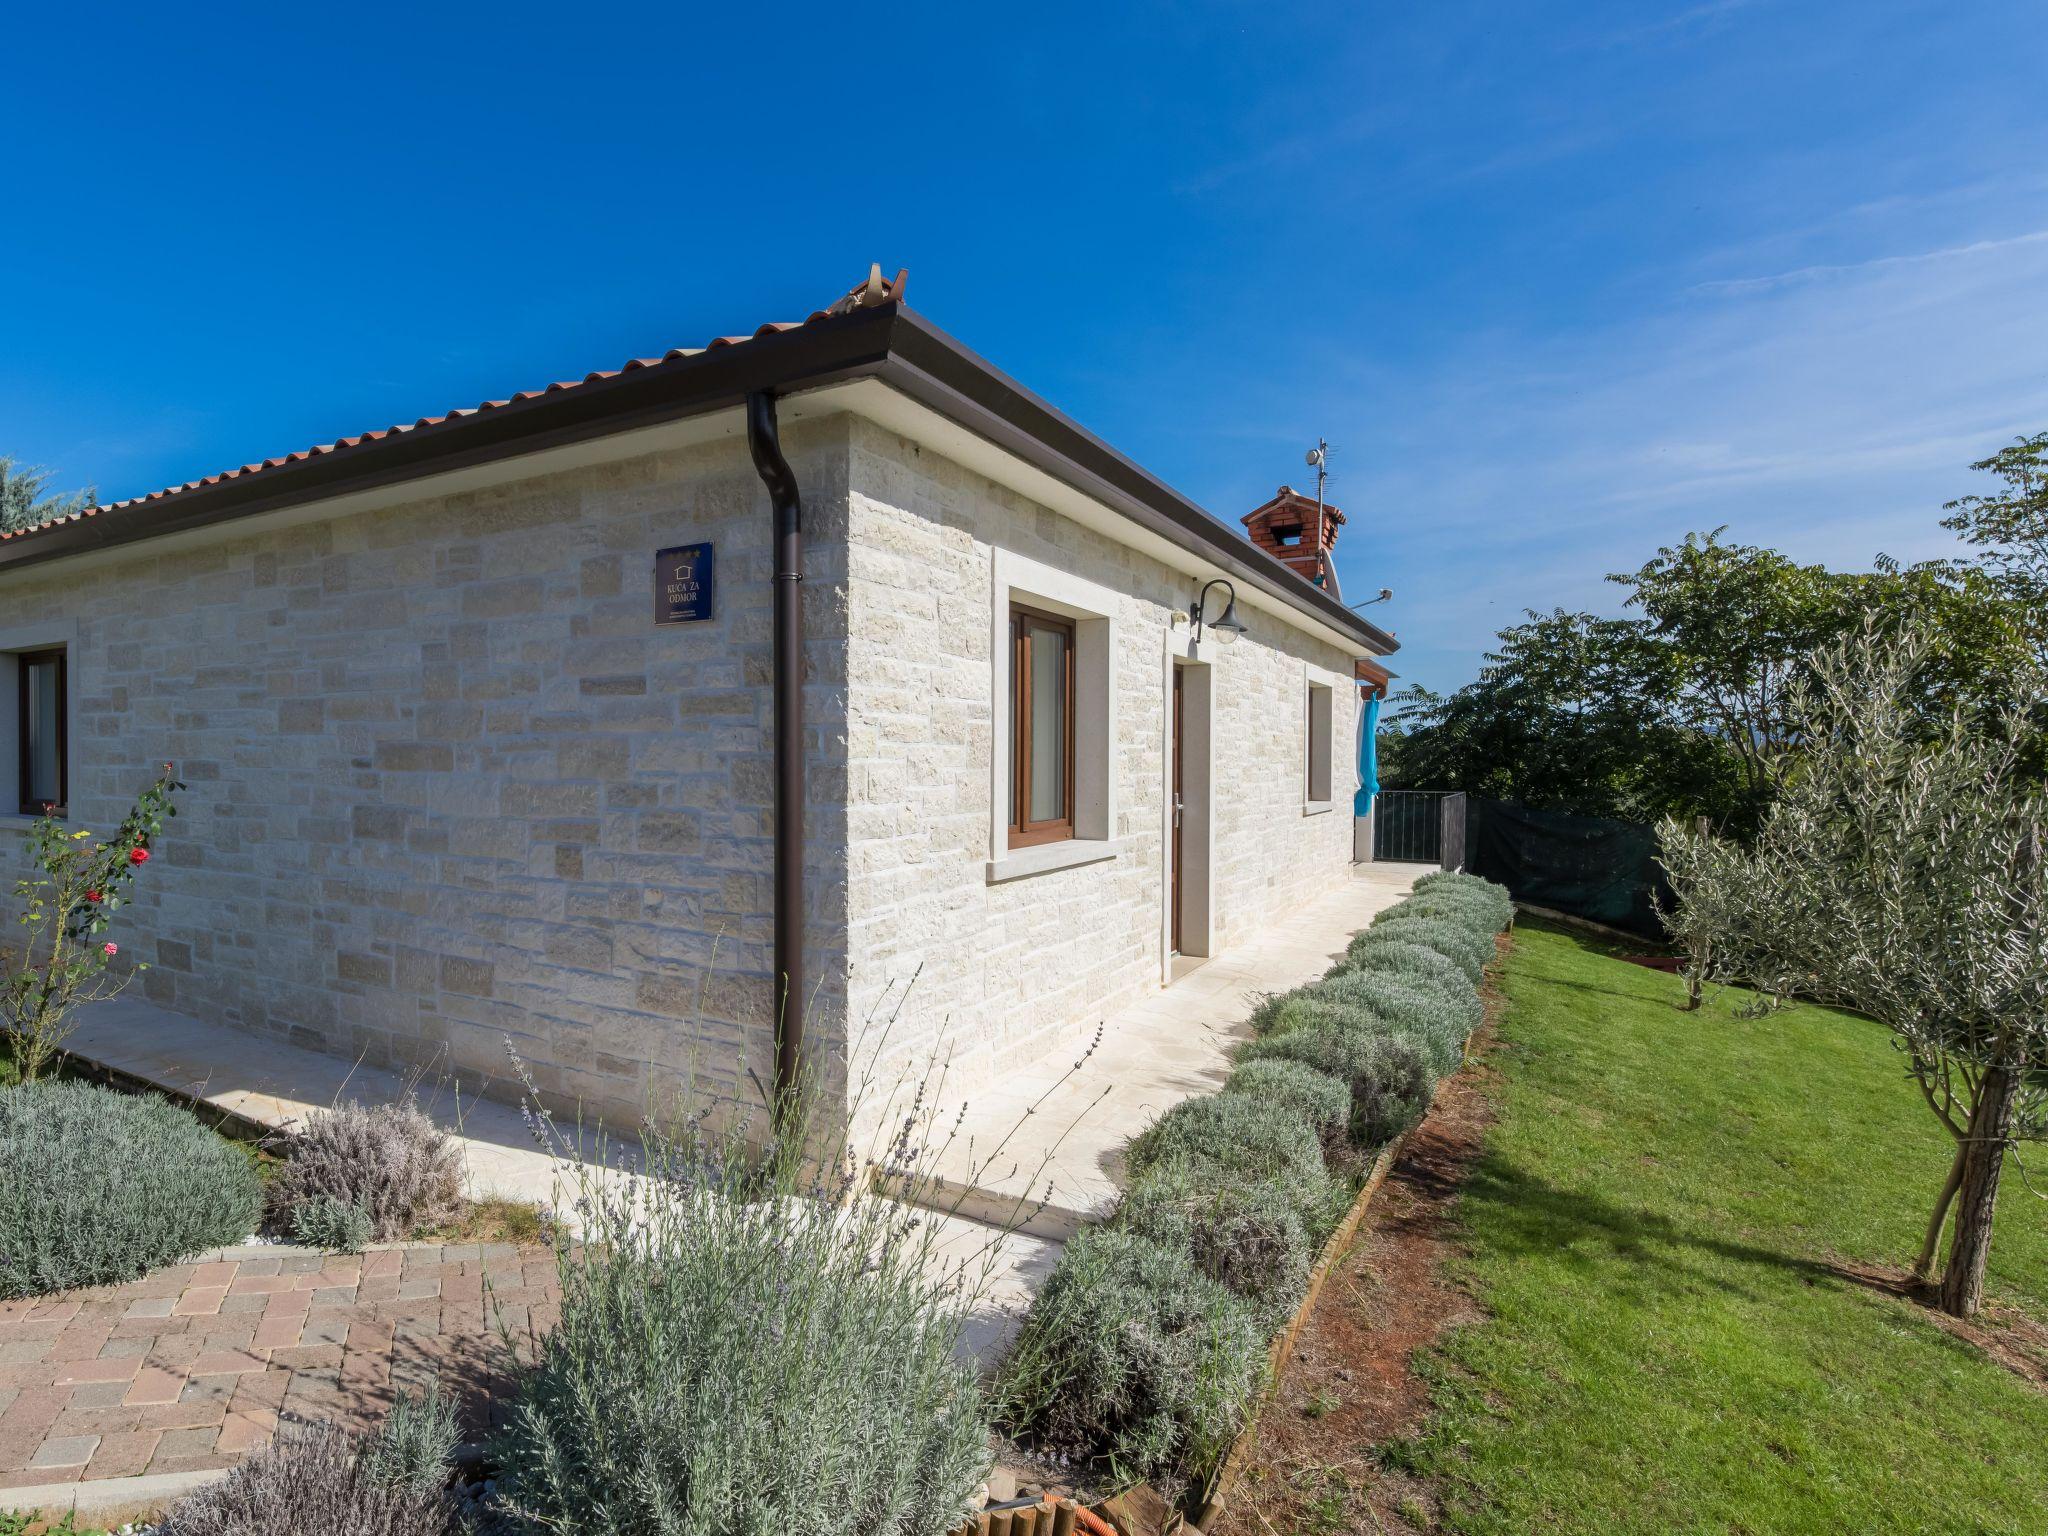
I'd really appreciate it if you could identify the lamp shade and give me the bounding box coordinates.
[1210,593,1245,643]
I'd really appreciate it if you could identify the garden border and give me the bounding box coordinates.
[979,908,1511,1536]
[1190,1131,1405,1531]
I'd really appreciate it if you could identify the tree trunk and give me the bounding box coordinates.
[1938,1065,2019,1318]
[1913,1141,1966,1282]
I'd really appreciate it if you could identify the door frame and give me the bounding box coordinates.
[1161,632,1215,981]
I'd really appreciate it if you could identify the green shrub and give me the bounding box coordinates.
[1251,990,1352,1039]
[491,1116,989,1536]
[1222,1058,1351,1144]
[1125,1092,1338,1231]
[1117,1161,1314,1329]
[359,1384,460,1494]
[1308,969,1479,1070]
[1410,872,1515,928]
[157,1421,463,1536]
[271,1100,464,1242]
[1238,1025,1437,1149]
[1394,890,1507,932]
[1347,1035,1436,1148]
[291,1197,374,1254]
[1341,938,1473,1003]
[1359,916,1494,981]
[994,1227,1267,1498]
[0,1081,262,1298]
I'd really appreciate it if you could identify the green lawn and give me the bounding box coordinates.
[1405,919,2048,1536]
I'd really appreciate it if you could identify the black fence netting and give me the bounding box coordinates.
[1457,797,1672,940]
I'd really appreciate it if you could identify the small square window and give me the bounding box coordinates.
[17,648,67,817]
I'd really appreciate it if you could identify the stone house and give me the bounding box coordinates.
[0,269,1398,1136]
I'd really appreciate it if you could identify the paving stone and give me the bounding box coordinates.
[179,1374,238,1409]
[27,1433,99,1469]
[216,1406,277,1455]
[68,1381,131,1410]
[84,1428,161,1480]
[123,1367,188,1407]
[301,1316,349,1348]
[155,1425,220,1459]
[52,1356,140,1387]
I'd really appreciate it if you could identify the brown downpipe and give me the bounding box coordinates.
[746,390,804,1122]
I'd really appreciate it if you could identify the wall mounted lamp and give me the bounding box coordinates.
[1190,578,1245,652]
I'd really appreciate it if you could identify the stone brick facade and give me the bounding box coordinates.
[0,408,1365,1137]
[840,420,1362,1112]
[0,422,856,1134]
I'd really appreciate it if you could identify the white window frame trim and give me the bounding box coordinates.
[986,548,1121,883]
[1303,666,1337,816]
[0,619,81,833]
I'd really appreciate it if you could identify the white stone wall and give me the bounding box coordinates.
[0,421,856,1135]
[840,419,1363,1112]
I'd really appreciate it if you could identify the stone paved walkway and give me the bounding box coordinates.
[0,1243,557,1490]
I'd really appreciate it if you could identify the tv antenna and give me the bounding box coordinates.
[1305,439,1330,520]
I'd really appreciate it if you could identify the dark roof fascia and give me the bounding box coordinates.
[0,305,900,576]
[880,310,1398,657]
[0,300,1400,658]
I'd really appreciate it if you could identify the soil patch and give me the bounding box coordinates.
[1211,1026,1499,1536]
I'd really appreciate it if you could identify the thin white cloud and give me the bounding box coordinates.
[1299,211,2048,695]
[1691,229,2048,296]
[1584,0,1765,49]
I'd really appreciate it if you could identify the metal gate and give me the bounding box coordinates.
[1372,790,1448,864]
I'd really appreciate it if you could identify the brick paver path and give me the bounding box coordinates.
[0,1243,559,1488]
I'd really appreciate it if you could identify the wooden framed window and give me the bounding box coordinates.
[1305,681,1333,805]
[17,649,67,818]
[1009,606,1075,848]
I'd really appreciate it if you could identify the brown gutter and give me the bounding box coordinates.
[745,390,807,1122]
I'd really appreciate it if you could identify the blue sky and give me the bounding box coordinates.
[6,0,2043,695]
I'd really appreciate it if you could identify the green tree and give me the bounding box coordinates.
[1943,432,2048,605]
[0,456,95,534]
[1381,609,1744,826]
[1659,626,2047,1318]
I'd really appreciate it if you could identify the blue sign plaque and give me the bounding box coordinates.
[654,542,715,624]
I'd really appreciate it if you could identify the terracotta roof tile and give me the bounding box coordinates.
[1,268,907,544]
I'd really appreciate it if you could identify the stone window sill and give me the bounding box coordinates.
[1302,800,1336,817]
[986,836,1125,885]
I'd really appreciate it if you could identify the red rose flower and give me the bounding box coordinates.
[128,847,150,865]
[86,890,102,903]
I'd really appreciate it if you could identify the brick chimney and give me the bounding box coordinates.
[1242,486,1345,592]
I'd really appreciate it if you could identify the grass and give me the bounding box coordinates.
[1406,918,2048,1536]
[415,1195,549,1246]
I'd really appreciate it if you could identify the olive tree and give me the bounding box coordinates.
[1660,625,2048,1318]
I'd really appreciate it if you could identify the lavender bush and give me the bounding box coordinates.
[157,1417,462,1536]
[0,1079,261,1297]
[270,1099,464,1241]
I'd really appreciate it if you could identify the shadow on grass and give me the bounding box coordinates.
[1455,1154,1843,1305]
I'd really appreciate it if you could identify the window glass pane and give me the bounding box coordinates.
[1028,624,1068,823]
[25,659,61,807]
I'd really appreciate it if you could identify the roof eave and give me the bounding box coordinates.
[882,310,1397,656]
[0,305,900,577]
[0,301,1399,658]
